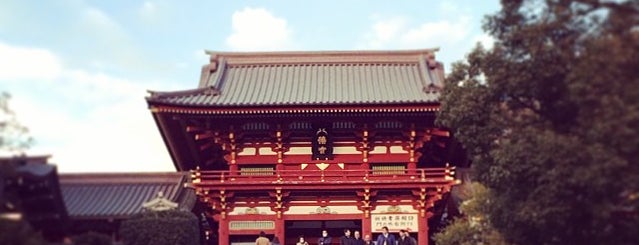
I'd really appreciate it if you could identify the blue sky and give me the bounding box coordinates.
[0,0,500,172]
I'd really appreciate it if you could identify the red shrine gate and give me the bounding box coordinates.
[147,49,461,245]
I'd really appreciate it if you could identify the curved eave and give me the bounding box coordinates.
[147,102,441,115]
[147,100,200,171]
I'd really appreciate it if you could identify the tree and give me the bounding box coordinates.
[0,92,42,245]
[434,183,509,245]
[437,1,639,245]
[0,92,33,152]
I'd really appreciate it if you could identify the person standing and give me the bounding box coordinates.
[363,234,373,245]
[271,236,281,245]
[375,226,396,245]
[318,229,332,245]
[352,230,364,245]
[340,229,354,245]
[397,229,416,245]
[296,235,309,245]
[255,231,270,245]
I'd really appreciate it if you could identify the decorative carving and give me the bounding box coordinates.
[315,162,329,170]
[142,191,178,211]
[312,206,336,214]
[269,188,290,219]
[383,205,405,213]
[220,190,228,219]
[357,189,377,218]
[228,130,237,164]
[244,207,259,215]
[273,124,288,164]
[357,124,372,164]
[411,188,444,217]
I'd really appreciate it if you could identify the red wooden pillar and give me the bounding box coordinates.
[358,188,373,239]
[362,214,371,238]
[275,217,285,244]
[218,215,229,245]
[417,211,433,245]
[229,164,238,175]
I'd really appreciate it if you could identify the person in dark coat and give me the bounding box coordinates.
[340,229,354,245]
[272,236,281,245]
[397,229,416,245]
[375,226,396,245]
[318,229,332,245]
[352,230,364,245]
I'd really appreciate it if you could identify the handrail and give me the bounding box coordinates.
[190,167,456,184]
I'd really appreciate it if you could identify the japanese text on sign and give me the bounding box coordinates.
[371,214,419,232]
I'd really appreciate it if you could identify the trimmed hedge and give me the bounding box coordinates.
[119,210,199,245]
[0,219,45,245]
[72,231,112,245]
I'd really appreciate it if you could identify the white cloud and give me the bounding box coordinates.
[78,6,154,72]
[138,1,169,23]
[0,41,174,173]
[366,17,407,49]
[359,15,487,72]
[438,1,459,13]
[80,7,130,47]
[83,7,121,32]
[11,91,173,173]
[472,33,495,50]
[401,17,471,47]
[0,42,63,80]
[362,16,471,50]
[226,8,293,51]
[139,1,157,19]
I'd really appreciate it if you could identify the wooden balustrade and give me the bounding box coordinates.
[190,167,455,185]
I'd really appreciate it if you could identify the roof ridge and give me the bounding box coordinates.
[60,172,188,184]
[204,48,439,56]
[226,62,420,67]
[204,48,440,66]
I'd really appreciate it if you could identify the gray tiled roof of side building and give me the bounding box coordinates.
[59,172,194,219]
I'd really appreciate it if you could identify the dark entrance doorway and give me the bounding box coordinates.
[285,220,361,245]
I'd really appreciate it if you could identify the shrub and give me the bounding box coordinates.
[0,218,45,245]
[72,231,112,245]
[119,210,199,245]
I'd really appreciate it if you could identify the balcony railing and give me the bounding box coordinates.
[190,165,458,186]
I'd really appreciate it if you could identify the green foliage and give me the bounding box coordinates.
[0,218,45,245]
[119,210,200,245]
[72,231,112,245]
[434,183,508,245]
[437,1,639,245]
[433,219,479,245]
[0,92,33,152]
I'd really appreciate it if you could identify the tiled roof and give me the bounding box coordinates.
[59,172,195,219]
[147,49,445,108]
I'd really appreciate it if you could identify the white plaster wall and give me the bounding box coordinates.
[286,205,361,215]
[237,148,256,156]
[371,205,417,214]
[228,206,276,215]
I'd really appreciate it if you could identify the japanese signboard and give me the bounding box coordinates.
[371,213,419,232]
